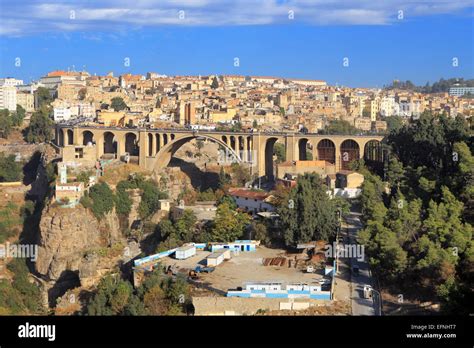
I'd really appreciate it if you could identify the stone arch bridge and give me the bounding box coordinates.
[55,126,385,179]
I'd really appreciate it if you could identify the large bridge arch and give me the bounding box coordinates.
[103,131,118,157]
[56,128,65,146]
[340,139,360,170]
[296,137,316,161]
[364,140,383,162]
[66,129,74,145]
[82,130,94,146]
[151,134,241,172]
[316,139,336,164]
[264,137,281,180]
[125,132,139,156]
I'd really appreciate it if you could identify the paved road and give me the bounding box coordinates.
[345,211,381,316]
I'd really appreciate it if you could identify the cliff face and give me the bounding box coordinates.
[36,204,123,285]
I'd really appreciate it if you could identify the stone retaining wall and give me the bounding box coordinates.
[192,296,327,315]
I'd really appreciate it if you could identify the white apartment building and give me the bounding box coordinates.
[78,103,95,118]
[0,78,24,87]
[449,86,474,97]
[380,96,396,117]
[53,107,72,122]
[397,101,421,118]
[0,86,17,111]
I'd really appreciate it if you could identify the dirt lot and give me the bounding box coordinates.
[161,250,212,270]
[161,246,325,292]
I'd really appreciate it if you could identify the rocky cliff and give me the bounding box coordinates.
[35,204,126,303]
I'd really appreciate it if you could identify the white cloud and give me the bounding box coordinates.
[0,0,472,36]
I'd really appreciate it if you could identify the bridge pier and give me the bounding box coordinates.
[139,130,147,167]
[242,137,248,162]
[285,135,296,163]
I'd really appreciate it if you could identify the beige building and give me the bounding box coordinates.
[16,92,34,112]
[354,117,372,131]
[97,111,126,126]
[62,145,98,167]
[289,78,327,87]
[372,120,387,133]
[0,86,17,111]
[209,108,236,123]
[336,171,364,188]
[364,98,379,121]
[55,181,84,204]
[276,160,336,180]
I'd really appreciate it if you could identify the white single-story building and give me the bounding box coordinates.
[228,188,275,214]
[206,249,231,267]
[175,244,196,260]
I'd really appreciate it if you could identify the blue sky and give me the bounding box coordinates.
[0,0,473,87]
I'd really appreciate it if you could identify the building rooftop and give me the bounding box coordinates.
[207,251,229,259]
[279,160,329,168]
[176,244,195,252]
[228,188,270,201]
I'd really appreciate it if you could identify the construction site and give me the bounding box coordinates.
[131,240,336,314]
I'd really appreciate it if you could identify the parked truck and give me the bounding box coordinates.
[195,266,215,273]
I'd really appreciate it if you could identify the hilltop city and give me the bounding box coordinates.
[0,70,472,318]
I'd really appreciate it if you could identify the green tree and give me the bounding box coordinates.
[35,87,52,108]
[143,285,168,315]
[208,201,250,242]
[359,221,408,279]
[88,182,115,219]
[2,259,43,314]
[451,142,474,218]
[0,153,23,182]
[321,120,358,135]
[422,187,472,254]
[114,187,132,216]
[278,173,338,246]
[87,276,129,315]
[386,156,405,190]
[218,167,231,188]
[385,116,404,133]
[11,104,26,127]
[25,106,53,143]
[273,143,286,163]
[216,194,237,209]
[138,181,167,219]
[385,192,422,243]
[110,97,128,112]
[110,280,133,314]
[359,173,386,224]
[211,76,219,89]
[0,109,12,138]
[230,163,250,186]
[173,209,197,242]
[195,139,204,153]
[78,88,87,101]
[76,170,93,184]
[249,222,269,245]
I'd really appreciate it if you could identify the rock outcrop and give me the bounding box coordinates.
[36,204,123,285]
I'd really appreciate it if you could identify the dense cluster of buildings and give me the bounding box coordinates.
[1,71,473,133]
